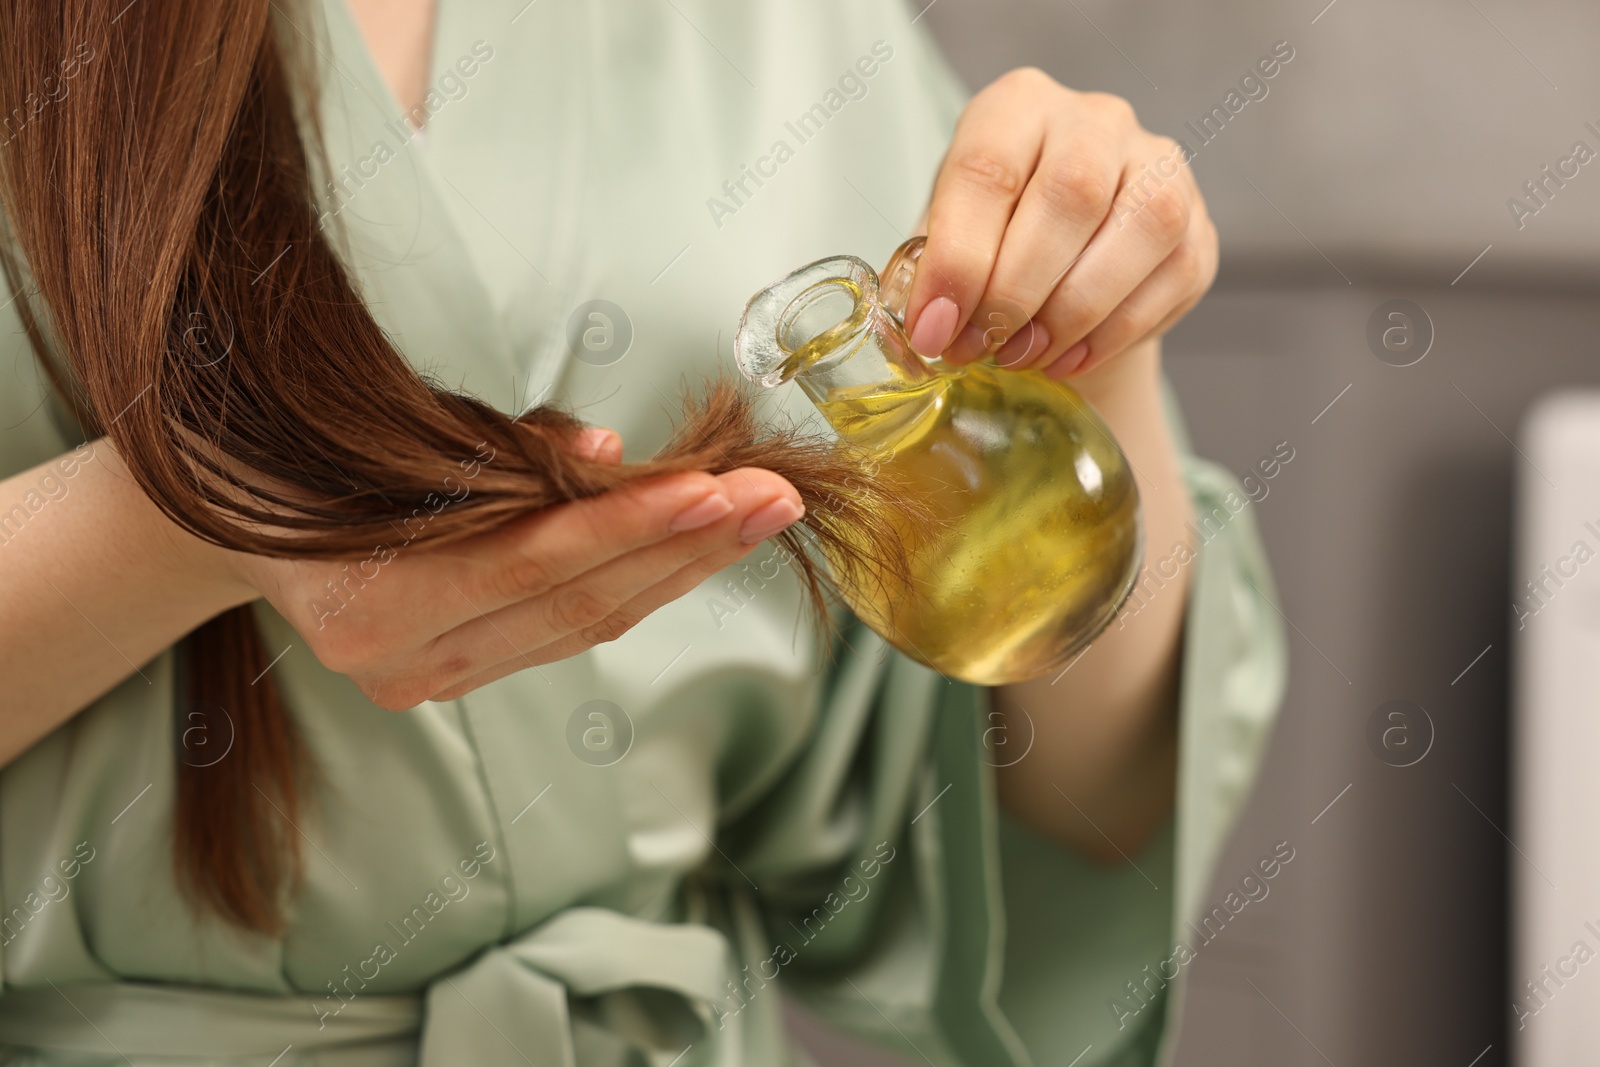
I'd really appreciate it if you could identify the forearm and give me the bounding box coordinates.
[0,440,254,765]
[994,338,1192,861]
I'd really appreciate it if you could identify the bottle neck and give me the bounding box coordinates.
[731,238,945,436]
[775,276,935,411]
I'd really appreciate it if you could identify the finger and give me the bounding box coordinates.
[570,426,623,464]
[1025,139,1194,374]
[945,94,1127,367]
[320,468,785,692]
[902,69,1050,358]
[419,468,801,692]
[305,459,730,697]
[1048,210,1217,380]
[520,508,790,665]
[440,470,743,623]
[431,534,768,700]
[425,537,755,697]
[991,317,1052,369]
[541,421,622,462]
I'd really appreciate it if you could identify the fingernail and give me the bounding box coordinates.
[584,428,621,461]
[944,322,987,365]
[996,321,1050,369]
[669,490,734,532]
[740,498,805,544]
[908,296,959,357]
[1048,341,1091,379]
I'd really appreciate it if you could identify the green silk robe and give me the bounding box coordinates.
[0,2,1285,1064]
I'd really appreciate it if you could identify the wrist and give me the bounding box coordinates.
[1063,336,1194,543]
[103,441,262,615]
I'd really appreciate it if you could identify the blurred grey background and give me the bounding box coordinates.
[928,1,1600,1064]
[805,1,1600,1064]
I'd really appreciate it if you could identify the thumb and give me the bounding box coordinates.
[566,426,623,465]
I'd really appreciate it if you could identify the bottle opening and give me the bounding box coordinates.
[735,254,874,388]
[777,279,867,359]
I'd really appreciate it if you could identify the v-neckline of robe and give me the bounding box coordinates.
[302,0,569,415]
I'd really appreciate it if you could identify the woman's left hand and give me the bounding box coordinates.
[903,68,1218,379]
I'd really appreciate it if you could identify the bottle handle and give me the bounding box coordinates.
[877,235,927,326]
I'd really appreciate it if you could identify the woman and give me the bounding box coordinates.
[0,0,1284,1064]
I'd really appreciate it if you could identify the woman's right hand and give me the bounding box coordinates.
[235,432,804,710]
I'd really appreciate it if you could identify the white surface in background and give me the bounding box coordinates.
[1512,390,1600,1065]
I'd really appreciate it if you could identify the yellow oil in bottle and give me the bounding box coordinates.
[736,239,1143,686]
[814,359,1140,685]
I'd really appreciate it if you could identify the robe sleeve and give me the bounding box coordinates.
[722,380,1288,1067]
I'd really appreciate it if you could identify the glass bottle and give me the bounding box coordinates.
[734,236,1142,686]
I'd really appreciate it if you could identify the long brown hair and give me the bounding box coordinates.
[0,0,908,933]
